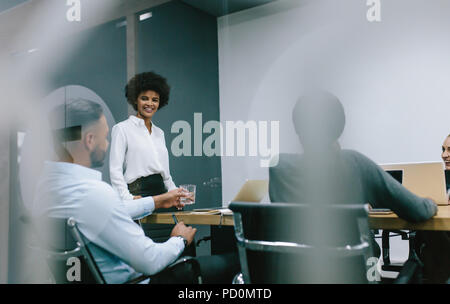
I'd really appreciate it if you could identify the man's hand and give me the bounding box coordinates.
[153,188,190,210]
[425,198,439,216]
[170,222,197,246]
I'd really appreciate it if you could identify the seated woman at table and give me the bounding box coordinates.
[443,134,450,196]
[109,72,182,202]
[415,134,450,283]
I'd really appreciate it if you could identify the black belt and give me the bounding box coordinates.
[128,174,167,197]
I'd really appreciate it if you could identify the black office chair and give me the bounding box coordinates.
[377,229,424,284]
[26,216,201,284]
[229,202,375,284]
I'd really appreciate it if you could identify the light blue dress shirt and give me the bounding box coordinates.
[32,161,185,284]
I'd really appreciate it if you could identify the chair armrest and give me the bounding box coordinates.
[168,256,198,269]
[125,275,151,284]
[29,245,82,260]
[125,256,201,284]
[196,236,211,247]
[168,256,202,284]
[381,230,410,272]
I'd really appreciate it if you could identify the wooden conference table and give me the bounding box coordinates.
[141,205,450,231]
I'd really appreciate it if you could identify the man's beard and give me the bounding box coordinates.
[90,146,106,168]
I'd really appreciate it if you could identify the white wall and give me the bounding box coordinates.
[219,0,450,201]
[218,0,450,261]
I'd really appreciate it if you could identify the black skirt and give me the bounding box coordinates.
[128,174,167,197]
[127,173,180,216]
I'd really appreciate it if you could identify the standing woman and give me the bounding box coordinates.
[110,72,180,202]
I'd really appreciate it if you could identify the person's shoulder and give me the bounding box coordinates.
[340,149,382,177]
[279,153,302,163]
[341,149,363,157]
[341,149,371,162]
[85,179,116,193]
[111,119,134,139]
[270,153,302,172]
[113,118,132,130]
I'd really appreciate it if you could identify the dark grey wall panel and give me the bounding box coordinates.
[137,0,222,208]
[50,19,128,184]
[51,19,128,124]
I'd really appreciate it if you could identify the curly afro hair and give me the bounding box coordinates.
[125,72,171,111]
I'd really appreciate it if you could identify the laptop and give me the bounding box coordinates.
[193,180,269,214]
[381,161,448,205]
[231,180,269,203]
[385,170,403,184]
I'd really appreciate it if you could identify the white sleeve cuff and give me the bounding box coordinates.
[168,236,186,253]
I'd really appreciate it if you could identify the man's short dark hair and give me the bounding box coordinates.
[125,72,170,111]
[49,98,103,142]
[292,91,345,146]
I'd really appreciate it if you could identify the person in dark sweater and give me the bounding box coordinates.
[269,91,437,278]
[269,91,437,221]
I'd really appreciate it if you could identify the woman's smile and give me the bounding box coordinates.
[143,105,155,114]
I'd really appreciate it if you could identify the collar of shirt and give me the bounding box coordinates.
[43,161,102,181]
[129,115,157,130]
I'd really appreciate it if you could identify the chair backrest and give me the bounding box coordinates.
[32,216,106,284]
[229,202,374,283]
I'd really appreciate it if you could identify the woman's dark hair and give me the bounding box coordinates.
[125,72,170,111]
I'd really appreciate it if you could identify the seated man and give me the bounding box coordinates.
[269,91,437,268]
[32,99,239,284]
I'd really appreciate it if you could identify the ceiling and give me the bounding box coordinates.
[181,0,277,17]
[0,0,277,18]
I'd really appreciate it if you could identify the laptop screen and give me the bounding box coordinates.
[386,170,403,184]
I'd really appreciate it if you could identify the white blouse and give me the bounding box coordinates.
[109,115,177,201]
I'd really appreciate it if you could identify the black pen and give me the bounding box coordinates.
[172,214,178,224]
